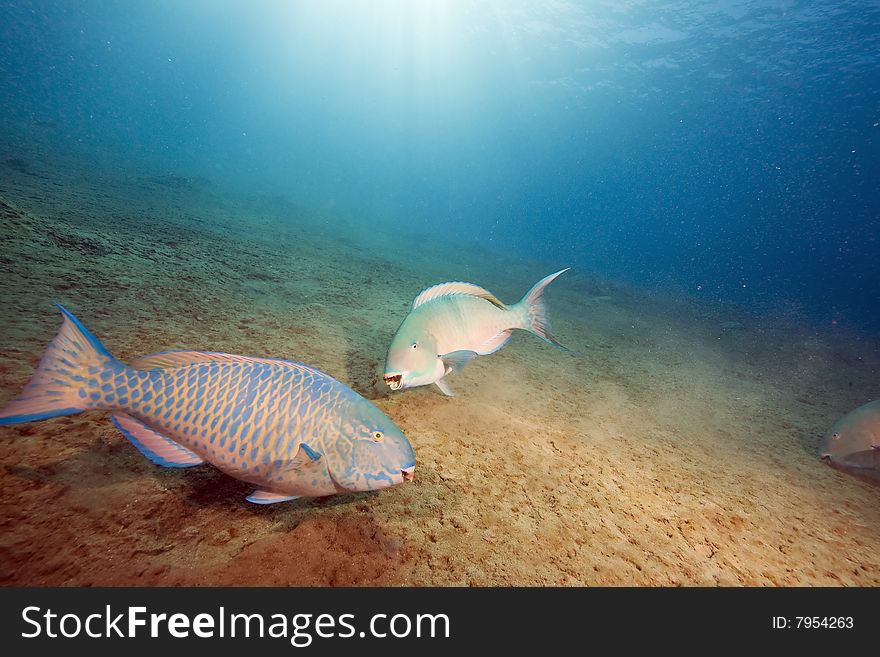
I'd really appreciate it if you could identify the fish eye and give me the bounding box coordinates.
[373,431,384,442]
[832,433,840,440]
[411,343,418,349]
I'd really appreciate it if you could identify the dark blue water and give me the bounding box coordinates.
[1,1,878,331]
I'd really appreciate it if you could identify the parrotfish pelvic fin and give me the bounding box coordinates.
[0,304,123,425]
[246,490,300,505]
[435,379,455,396]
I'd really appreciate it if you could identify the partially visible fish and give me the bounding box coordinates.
[0,305,416,503]
[384,269,569,396]
[821,400,880,482]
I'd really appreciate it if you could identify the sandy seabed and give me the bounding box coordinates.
[0,147,878,586]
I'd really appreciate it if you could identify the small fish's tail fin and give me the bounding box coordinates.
[0,304,121,425]
[514,268,570,351]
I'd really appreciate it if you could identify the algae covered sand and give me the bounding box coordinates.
[0,154,878,586]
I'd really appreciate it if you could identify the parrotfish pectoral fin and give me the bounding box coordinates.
[246,490,300,504]
[111,412,204,468]
[435,379,455,396]
[441,350,478,375]
[273,443,325,476]
[517,268,570,351]
[0,304,120,425]
[299,442,322,461]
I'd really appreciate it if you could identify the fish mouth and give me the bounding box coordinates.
[820,453,832,462]
[384,373,403,390]
[401,465,415,482]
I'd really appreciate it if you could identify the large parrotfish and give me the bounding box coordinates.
[0,306,415,504]
[821,400,880,482]
[384,269,569,396]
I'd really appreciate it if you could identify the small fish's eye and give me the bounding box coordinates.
[411,343,418,349]
[373,431,384,442]
[832,433,840,440]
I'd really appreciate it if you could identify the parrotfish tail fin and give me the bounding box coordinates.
[515,268,570,351]
[0,304,122,425]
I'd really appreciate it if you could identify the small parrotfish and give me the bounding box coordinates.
[384,269,569,396]
[821,400,880,482]
[0,305,416,504]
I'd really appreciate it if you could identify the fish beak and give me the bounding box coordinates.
[384,373,403,390]
[401,466,415,482]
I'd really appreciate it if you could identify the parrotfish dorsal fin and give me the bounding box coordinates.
[412,282,506,310]
[131,351,254,369]
[110,412,204,468]
[131,350,324,376]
